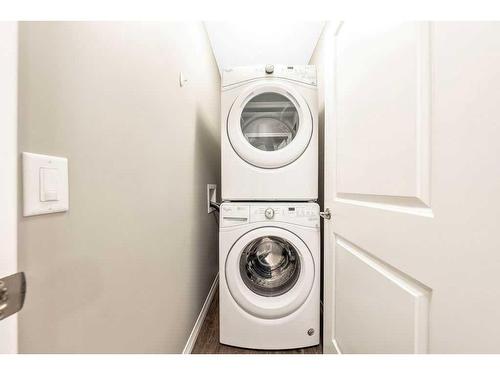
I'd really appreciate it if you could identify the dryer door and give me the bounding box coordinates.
[227,82,313,169]
[225,227,315,319]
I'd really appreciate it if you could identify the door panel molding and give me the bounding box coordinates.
[335,193,433,218]
[416,22,431,207]
[335,22,432,214]
[335,237,431,354]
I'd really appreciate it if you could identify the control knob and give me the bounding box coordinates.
[264,208,275,219]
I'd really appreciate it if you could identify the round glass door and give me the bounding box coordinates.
[225,226,315,319]
[239,236,301,297]
[227,83,313,169]
[240,93,299,152]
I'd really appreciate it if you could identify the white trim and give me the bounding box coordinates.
[319,21,338,355]
[0,21,18,355]
[182,273,219,354]
[332,338,342,354]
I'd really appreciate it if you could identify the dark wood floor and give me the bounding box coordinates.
[192,289,322,354]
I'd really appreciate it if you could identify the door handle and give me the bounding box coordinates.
[0,272,27,321]
[0,281,7,317]
[320,208,332,220]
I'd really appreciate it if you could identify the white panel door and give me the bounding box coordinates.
[323,21,500,353]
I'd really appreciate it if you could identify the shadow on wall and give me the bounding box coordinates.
[191,104,221,311]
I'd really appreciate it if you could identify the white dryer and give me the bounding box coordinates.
[219,202,320,350]
[221,65,318,201]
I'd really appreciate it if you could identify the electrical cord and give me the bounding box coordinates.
[210,200,220,226]
[210,201,221,210]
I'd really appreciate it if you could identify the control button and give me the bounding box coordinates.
[265,208,275,219]
[265,64,274,74]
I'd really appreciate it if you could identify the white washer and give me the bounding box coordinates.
[219,202,320,350]
[221,65,318,201]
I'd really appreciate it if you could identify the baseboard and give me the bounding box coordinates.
[182,273,219,354]
[332,338,342,354]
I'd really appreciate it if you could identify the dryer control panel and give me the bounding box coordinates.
[222,65,317,88]
[220,203,320,228]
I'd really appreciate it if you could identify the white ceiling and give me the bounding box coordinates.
[204,21,326,72]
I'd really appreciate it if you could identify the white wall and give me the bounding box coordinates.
[0,22,18,354]
[205,21,325,71]
[18,22,220,353]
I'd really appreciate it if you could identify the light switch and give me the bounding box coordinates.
[23,152,69,216]
[39,167,59,202]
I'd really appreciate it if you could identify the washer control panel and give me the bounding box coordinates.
[220,204,250,228]
[220,203,320,228]
[264,208,275,219]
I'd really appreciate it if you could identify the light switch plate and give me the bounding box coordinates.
[22,152,69,216]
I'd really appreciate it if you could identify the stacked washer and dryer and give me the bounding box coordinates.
[219,64,320,350]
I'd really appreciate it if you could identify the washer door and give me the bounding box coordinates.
[227,82,313,169]
[225,227,315,319]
